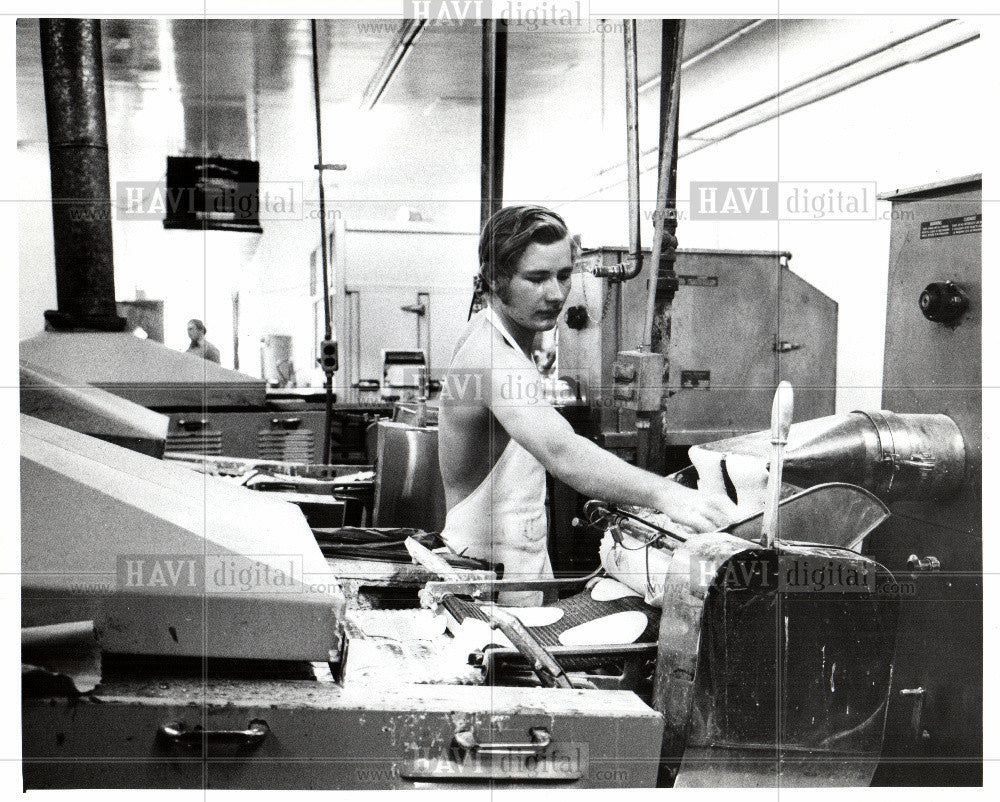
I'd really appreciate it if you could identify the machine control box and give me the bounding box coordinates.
[611,350,664,412]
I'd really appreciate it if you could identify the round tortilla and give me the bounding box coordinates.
[453,617,514,650]
[479,604,564,627]
[558,610,648,647]
[590,578,642,601]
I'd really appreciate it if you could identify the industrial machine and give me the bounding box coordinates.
[642,174,982,785]
[549,247,838,572]
[19,331,393,464]
[18,16,981,790]
[557,247,838,460]
[873,175,981,784]
[22,399,912,788]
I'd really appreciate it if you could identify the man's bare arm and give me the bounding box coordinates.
[487,358,736,532]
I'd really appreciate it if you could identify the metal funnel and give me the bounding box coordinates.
[705,410,966,502]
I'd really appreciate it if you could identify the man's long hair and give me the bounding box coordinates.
[477,205,575,300]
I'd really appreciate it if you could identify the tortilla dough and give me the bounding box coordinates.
[725,452,770,515]
[450,617,515,650]
[558,610,648,646]
[689,445,726,496]
[479,604,564,627]
[590,577,642,601]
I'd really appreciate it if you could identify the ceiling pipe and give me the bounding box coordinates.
[679,19,957,148]
[591,20,642,282]
[622,20,642,278]
[676,27,979,158]
[480,18,508,228]
[311,20,336,465]
[39,19,126,332]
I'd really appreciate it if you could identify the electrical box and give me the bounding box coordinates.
[611,350,665,412]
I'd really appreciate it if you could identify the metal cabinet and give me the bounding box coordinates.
[24,678,664,789]
[558,248,837,451]
[867,175,982,785]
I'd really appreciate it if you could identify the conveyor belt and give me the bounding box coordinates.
[441,590,661,663]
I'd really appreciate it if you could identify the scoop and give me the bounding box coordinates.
[761,381,794,548]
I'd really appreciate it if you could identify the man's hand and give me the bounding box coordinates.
[653,481,738,533]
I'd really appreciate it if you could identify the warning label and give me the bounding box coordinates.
[681,370,711,390]
[920,214,982,239]
[676,275,719,287]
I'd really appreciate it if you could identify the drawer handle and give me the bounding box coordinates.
[159,720,269,751]
[399,726,580,783]
[899,687,926,740]
[453,726,550,758]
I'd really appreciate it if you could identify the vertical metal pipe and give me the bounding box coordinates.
[480,19,508,228]
[636,20,684,474]
[471,19,508,317]
[311,19,334,464]
[231,291,240,370]
[643,20,684,351]
[623,21,641,262]
[39,19,125,331]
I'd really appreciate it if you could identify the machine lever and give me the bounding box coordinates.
[158,720,269,750]
[405,536,463,582]
[453,726,551,757]
[486,607,575,689]
[762,381,794,548]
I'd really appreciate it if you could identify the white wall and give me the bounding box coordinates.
[17,67,256,371]
[18,144,57,340]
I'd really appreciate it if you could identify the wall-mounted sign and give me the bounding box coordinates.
[163,156,263,233]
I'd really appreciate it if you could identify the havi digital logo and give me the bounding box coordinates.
[689,181,777,220]
[403,1,586,25]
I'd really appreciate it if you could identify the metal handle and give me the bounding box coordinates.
[176,418,210,432]
[898,455,936,474]
[400,726,581,782]
[453,727,551,758]
[762,381,794,548]
[907,554,941,572]
[159,720,269,751]
[774,340,803,353]
[899,687,928,740]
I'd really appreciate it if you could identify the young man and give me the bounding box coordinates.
[186,319,221,364]
[438,205,737,605]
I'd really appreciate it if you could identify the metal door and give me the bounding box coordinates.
[778,266,838,422]
[664,250,781,443]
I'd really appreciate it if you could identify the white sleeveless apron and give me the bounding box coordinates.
[439,309,552,606]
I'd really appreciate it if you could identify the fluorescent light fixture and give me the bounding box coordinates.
[361,19,427,111]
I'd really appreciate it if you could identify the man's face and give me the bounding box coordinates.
[494,237,573,332]
[187,322,200,342]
